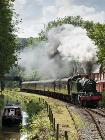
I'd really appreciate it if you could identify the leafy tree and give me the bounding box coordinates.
[23,16,94,47]
[0,0,18,76]
[37,16,105,69]
[87,23,105,67]
[37,16,94,41]
[27,37,41,46]
[17,38,29,50]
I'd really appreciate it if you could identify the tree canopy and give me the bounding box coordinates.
[10,15,105,80]
[87,23,105,66]
[0,0,17,76]
[38,16,94,41]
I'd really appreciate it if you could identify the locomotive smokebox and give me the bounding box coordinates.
[77,77,96,92]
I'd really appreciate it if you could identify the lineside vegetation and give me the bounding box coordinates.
[1,90,55,140]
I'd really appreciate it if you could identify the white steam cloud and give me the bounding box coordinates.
[18,24,97,80]
[47,24,96,62]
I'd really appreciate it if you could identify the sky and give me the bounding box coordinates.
[14,0,105,38]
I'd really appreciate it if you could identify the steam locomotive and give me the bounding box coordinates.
[21,75,102,107]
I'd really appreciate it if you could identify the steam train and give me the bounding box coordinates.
[21,75,102,107]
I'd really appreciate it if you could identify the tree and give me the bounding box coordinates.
[0,0,17,76]
[37,16,94,41]
[87,23,105,69]
[37,16,105,68]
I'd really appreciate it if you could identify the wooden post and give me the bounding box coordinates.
[51,113,53,123]
[53,118,55,131]
[65,131,68,140]
[49,106,51,121]
[56,124,59,140]
[45,101,47,106]
[50,110,52,123]
[46,103,48,112]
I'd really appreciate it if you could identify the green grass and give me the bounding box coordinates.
[41,97,80,140]
[23,111,55,140]
[99,92,105,106]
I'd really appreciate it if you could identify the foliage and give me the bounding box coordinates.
[17,38,29,50]
[3,90,44,112]
[17,37,43,50]
[33,16,105,69]
[0,94,4,110]
[87,23,105,68]
[37,16,94,41]
[26,100,45,117]
[4,65,20,88]
[100,92,105,107]
[25,111,55,140]
[20,69,41,81]
[3,90,55,139]
[27,37,41,46]
[0,0,18,76]
[22,16,94,47]
[8,15,105,80]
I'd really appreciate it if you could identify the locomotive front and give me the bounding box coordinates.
[69,75,102,107]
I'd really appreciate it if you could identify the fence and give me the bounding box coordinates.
[39,97,69,140]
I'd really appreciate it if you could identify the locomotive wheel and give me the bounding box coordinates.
[80,101,87,107]
[80,101,83,106]
[93,102,98,108]
[83,101,87,107]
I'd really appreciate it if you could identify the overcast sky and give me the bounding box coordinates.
[14,0,105,38]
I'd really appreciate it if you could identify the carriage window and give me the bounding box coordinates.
[9,109,15,116]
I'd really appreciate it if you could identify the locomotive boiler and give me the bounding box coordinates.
[21,75,102,107]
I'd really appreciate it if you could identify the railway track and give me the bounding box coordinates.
[85,109,105,140]
[98,108,105,114]
[88,108,105,118]
[66,104,105,140]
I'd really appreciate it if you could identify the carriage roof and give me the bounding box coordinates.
[22,79,55,84]
[4,105,21,109]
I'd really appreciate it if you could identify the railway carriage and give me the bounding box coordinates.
[21,75,102,107]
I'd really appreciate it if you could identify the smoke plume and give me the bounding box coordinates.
[18,24,97,80]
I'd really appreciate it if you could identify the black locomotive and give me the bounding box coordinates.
[69,75,102,106]
[21,75,102,107]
